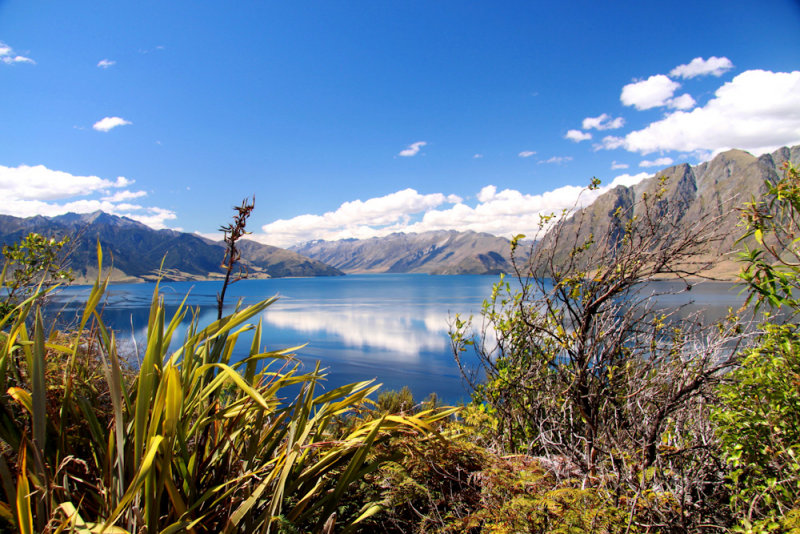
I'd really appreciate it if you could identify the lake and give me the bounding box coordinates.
[47,274,744,404]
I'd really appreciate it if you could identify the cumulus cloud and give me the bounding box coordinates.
[621,75,681,110]
[260,189,456,246]
[618,57,733,112]
[670,56,734,79]
[667,93,696,110]
[404,186,596,238]
[0,42,35,65]
[252,171,657,248]
[93,116,132,132]
[639,157,674,168]
[476,185,497,202]
[611,161,629,170]
[565,129,592,142]
[582,113,625,130]
[473,153,484,158]
[538,156,572,164]
[618,69,800,155]
[398,141,426,157]
[97,59,116,68]
[0,163,175,229]
[518,150,536,158]
[0,165,130,200]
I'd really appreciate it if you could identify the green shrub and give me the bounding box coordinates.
[0,232,72,318]
[714,162,800,532]
[377,386,416,414]
[715,322,800,533]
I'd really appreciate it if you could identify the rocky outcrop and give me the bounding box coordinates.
[548,145,800,278]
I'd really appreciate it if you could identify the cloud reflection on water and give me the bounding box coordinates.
[261,306,451,356]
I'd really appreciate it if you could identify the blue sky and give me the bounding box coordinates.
[1,0,799,246]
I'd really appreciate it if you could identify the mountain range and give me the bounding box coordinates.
[1,145,797,282]
[291,145,799,279]
[291,230,517,275]
[0,211,343,283]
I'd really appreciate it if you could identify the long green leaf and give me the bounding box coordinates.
[192,363,270,410]
[135,305,163,467]
[16,446,32,534]
[102,435,165,531]
[31,309,46,452]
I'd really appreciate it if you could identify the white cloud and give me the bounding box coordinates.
[253,171,658,248]
[0,165,130,200]
[619,69,800,155]
[582,113,625,130]
[621,75,680,110]
[260,188,456,246]
[598,136,626,150]
[670,56,734,79]
[97,59,116,68]
[518,150,536,158]
[538,156,572,164]
[668,93,696,110]
[124,207,177,229]
[477,185,496,202]
[101,190,148,202]
[402,186,593,239]
[611,161,629,170]
[398,141,426,157]
[473,153,484,158]
[565,129,592,142]
[93,116,132,132]
[606,172,651,188]
[0,42,34,65]
[639,157,674,168]
[0,163,175,229]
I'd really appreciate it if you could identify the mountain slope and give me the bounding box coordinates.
[0,211,343,282]
[292,230,515,275]
[548,145,800,278]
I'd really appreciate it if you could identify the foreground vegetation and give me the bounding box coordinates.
[0,165,798,532]
[0,245,456,532]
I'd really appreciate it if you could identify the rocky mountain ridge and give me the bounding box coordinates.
[548,144,800,279]
[292,230,516,275]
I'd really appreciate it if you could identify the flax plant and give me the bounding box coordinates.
[0,244,456,533]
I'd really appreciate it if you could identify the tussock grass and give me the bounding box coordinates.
[0,244,456,533]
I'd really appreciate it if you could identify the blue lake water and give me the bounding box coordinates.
[47,274,744,404]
